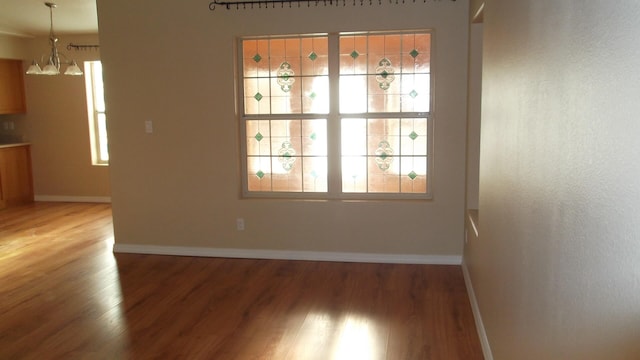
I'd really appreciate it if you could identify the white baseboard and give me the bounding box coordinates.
[35,195,111,203]
[113,243,462,265]
[462,259,494,360]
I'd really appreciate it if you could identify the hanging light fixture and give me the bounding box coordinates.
[26,2,83,76]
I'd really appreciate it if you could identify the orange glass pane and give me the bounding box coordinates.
[367,118,400,136]
[399,118,427,156]
[339,35,368,75]
[399,74,430,112]
[301,119,327,156]
[367,158,400,193]
[301,37,328,76]
[302,157,328,192]
[246,120,272,156]
[247,156,273,192]
[413,33,431,73]
[271,80,302,114]
[243,39,270,78]
[272,164,303,192]
[399,156,427,193]
[244,78,271,115]
[269,39,286,58]
[367,35,385,57]
[301,76,329,114]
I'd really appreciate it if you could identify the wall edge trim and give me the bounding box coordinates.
[35,195,112,203]
[113,243,462,265]
[462,259,494,360]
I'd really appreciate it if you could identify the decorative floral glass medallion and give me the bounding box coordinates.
[374,140,394,171]
[375,58,395,90]
[278,140,297,171]
[277,61,296,92]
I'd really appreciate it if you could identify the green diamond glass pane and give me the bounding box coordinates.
[408,171,418,180]
[409,49,419,58]
[308,92,317,100]
[253,54,262,63]
[256,170,265,179]
[255,132,264,142]
[310,132,317,141]
[308,52,318,61]
[350,50,360,59]
[409,90,418,98]
[254,92,263,102]
[409,131,418,141]
[380,70,389,79]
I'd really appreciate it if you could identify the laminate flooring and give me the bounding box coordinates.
[0,202,483,359]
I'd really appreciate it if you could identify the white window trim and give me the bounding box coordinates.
[238,31,434,200]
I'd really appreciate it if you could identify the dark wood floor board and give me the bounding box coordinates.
[0,202,483,359]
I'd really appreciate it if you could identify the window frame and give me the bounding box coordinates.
[238,31,434,200]
[84,60,109,166]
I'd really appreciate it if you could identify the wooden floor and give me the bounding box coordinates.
[0,202,483,359]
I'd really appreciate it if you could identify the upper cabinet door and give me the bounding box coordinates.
[0,59,27,114]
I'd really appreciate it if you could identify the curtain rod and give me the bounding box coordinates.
[67,43,99,51]
[210,0,455,11]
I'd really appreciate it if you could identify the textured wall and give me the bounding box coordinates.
[96,0,471,257]
[467,0,640,358]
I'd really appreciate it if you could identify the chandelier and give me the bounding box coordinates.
[26,2,83,76]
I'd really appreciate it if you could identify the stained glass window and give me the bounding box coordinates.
[243,36,329,115]
[240,31,431,198]
[341,118,427,193]
[246,119,327,192]
[339,33,431,114]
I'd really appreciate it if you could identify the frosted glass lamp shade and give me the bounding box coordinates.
[26,60,43,75]
[64,60,83,76]
[42,59,59,75]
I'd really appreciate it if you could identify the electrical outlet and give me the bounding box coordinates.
[145,120,153,134]
[236,218,245,231]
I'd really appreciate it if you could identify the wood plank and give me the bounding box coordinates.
[0,202,483,359]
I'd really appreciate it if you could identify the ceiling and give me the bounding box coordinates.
[0,0,98,37]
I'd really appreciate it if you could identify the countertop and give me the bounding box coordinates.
[0,143,30,149]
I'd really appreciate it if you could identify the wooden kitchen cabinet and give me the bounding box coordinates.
[0,144,34,209]
[0,59,27,114]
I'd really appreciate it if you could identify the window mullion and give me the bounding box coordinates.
[327,33,342,196]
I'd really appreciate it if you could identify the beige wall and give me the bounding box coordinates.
[466,23,482,210]
[0,34,29,59]
[467,0,640,358]
[96,0,471,256]
[0,34,110,199]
